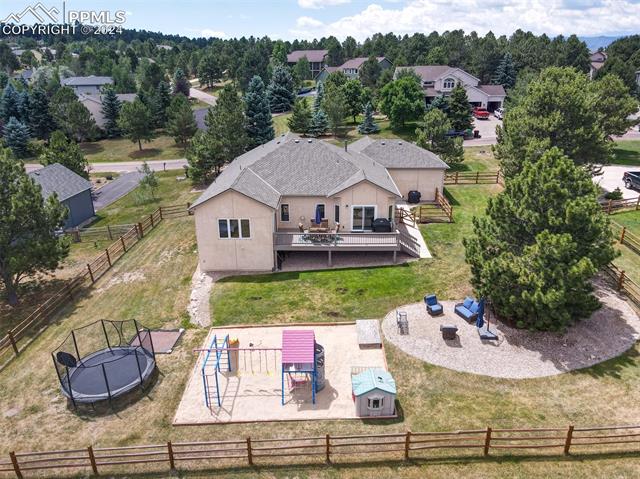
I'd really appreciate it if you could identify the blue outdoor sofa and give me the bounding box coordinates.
[455,297,479,322]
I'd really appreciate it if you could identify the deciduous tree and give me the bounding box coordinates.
[118,98,154,150]
[167,94,198,146]
[378,76,424,128]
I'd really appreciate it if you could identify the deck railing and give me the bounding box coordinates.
[273,231,400,249]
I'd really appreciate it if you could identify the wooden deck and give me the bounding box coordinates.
[273,232,401,252]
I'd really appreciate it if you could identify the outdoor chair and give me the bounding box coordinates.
[396,310,409,335]
[424,294,443,316]
[454,297,479,323]
[440,324,458,340]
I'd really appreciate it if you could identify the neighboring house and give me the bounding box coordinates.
[190,134,448,272]
[77,93,136,130]
[28,163,95,229]
[395,65,506,111]
[339,57,393,80]
[13,68,33,83]
[61,76,114,95]
[287,50,328,78]
[351,368,396,418]
[589,50,607,80]
[314,66,338,83]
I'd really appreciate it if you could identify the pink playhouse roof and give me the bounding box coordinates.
[282,330,315,364]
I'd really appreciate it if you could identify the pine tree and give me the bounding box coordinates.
[464,148,616,331]
[186,130,216,184]
[138,161,159,199]
[28,87,55,140]
[357,102,380,134]
[101,87,122,137]
[173,68,191,97]
[426,94,449,115]
[447,84,473,131]
[167,94,198,146]
[267,65,295,113]
[0,83,20,123]
[3,117,30,158]
[309,108,329,137]
[39,130,88,178]
[150,81,172,128]
[313,81,325,112]
[118,99,154,150]
[16,90,29,124]
[0,149,69,306]
[244,75,275,148]
[493,52,517,89]
[287,98,312,135]
[415,108,463,164]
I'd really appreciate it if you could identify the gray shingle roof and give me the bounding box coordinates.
[396,65,453,82]
[190,135,405,210]
[61,76,113,87]
[339,57,386,69]
[477,84,506,96]
[287,50,328,63]
[28,163,92,202]
[78,93,136,129]
[350,138,450,170]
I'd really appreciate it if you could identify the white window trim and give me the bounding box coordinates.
[367,395,384,410]
[351,205,377,231]
[218,218,251,240]
[443,77,456,90]
[280,204,290,222]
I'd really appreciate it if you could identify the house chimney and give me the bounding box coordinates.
[344,140,348,152]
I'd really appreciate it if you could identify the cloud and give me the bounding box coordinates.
[290,0,640,40]
[200,29,226,38]
[298,0,351,9]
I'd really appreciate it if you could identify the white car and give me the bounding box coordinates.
[494,108,505,120]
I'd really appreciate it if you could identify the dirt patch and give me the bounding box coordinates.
[96,271,146,293]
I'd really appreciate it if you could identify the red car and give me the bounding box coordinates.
[473,107,490,119]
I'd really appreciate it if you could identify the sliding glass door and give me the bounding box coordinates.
[352,206,376,231]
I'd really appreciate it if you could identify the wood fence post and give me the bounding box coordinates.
[159,207,163,220]
[404,430,411,460]
[87,445,98,475]
[607,200,612,215]
[9,452,22,479]
[564,425,574,455]
[167,441,175,469]
[476,171,480,184]
[107,225,113,240]
[620,226,627,245]
[150,214,154,228]
[325,434,331,463]
[120,236,126,253]
[87,264,95,283]
[483,427,492,456]
[8,331,19,356]
[618,270,626,290]
[636,196,640,210]
[73,229,81,243]
[137,222,144,238]
[246,437,253,466]
[455,171,459,184]
[105,249,111,267]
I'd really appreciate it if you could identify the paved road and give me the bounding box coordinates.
[189,87,217,106]
[93,171,145,211]
[25,159,188,174]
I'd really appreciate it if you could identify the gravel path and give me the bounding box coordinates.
[382,281,640,379]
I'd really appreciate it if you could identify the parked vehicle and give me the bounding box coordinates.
[494,107,505,120]
[472,107,490,120]
[445,129,466,138]
[623,171,640,190]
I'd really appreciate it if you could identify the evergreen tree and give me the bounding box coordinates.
[309,108,329,137]
[173,68,191,97]
[342,79,364,124]
[150,81,172,128]
[39,130,88,178]
[198,54,221,88]
[0,83,20,123]
[415,108,463,164]
[447,84,473,131]
[100,87,122,137]
[28,87,55,140]
[118,99,154,150]
[3,117,30,158]
[50,87,97,142]
[293,57,311,82]
[16,90,30,124]
[426,94,450,114]
[166,94,198,146]
[138,161,159,199]
[186,130,216,184]
[357,102,380,134]
[244,75,275,148]
[287,98,312,135]
[267,65,295,113]
[359,56,382,89]
[493,52,517,89]
[464,148,616,331]
[313,81,325,112]
[0,149,69,306]
[323,86,346,137]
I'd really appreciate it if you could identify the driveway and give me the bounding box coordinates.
[595,165,639,199]
[189,87,217,106]
[93,171,144,211]
[463,115,501,147]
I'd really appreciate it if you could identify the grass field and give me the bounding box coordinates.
[80,135,186,163]
[612,140,640,165]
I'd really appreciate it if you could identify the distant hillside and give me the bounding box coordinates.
[579,36,620,51]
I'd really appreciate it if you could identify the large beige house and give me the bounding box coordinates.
[190,135,449,272]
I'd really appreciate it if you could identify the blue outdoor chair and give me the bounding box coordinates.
[424,294,443,316]
[454,296,479,322]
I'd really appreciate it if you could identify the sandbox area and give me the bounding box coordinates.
[382,283,640,379]
[174,323,388,424]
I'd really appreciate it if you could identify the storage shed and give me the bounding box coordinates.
[29,163,94,228]
[351,368,396,417]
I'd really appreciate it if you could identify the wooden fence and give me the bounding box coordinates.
[435,187,453,222]
[601,196,640,215]
[0,204,191,371]
[445,170,503,186]
[0,424,639,477]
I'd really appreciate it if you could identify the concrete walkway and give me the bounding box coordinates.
[396,202,431,259]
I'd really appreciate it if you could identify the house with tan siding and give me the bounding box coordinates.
[190,135,448,272]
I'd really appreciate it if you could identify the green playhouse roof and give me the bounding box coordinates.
[352,368,396,396]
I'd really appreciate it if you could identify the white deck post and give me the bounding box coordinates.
[328,250,332,267]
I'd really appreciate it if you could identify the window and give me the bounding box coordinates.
[280,204,290,222]
[218,219,251,239]
[443,77,455,89]
[316,204,326,219]
[367,396,384,410]
[352,206,376,231]
[334,204,340,223]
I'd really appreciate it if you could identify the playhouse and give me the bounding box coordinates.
[351,368,396,417]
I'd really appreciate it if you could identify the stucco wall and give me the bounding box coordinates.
[335,181,398,231]
[276,196,336,230]
[387,169,445,201]
[194,190,275,272]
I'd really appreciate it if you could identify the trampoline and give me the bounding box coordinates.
[52,319,156,406]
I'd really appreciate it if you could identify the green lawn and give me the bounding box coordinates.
[612,140,640,165]
[610,209,640,284]
[80,135,186,163]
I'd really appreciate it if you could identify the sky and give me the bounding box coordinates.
[1,0,640,41]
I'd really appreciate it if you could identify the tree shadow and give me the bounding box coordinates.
[129,148,162,159]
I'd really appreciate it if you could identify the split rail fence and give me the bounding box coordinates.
[0,424,639,478]
[606,222,640,308]
[445,170,504,186]
[601,196,640,215]
[0,204,191,371]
